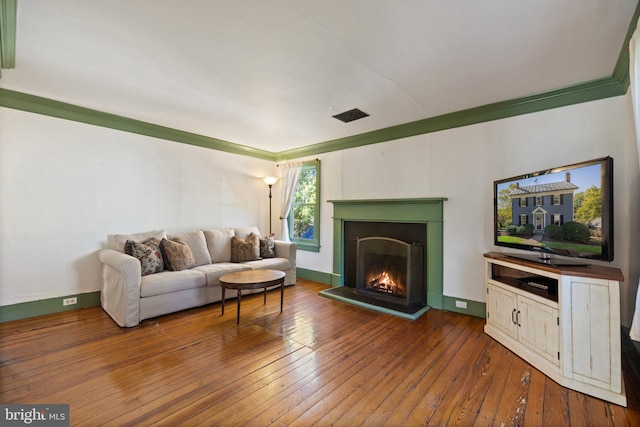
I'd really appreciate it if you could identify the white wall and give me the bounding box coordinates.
[296,94,640,326]
[0,107,277,306]
[2,94,638,327]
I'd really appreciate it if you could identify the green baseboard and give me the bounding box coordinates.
[0,291,101,323]
[296,267,335,285]
[442,296,486,318]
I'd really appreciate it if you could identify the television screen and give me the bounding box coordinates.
[494,157,613,263]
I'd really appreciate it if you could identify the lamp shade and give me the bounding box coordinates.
[263,176,278,186]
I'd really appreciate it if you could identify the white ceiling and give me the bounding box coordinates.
[1,0,637,153]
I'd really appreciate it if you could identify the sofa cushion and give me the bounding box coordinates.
[160,238,196,271]
[124,238,164,276]
[231,234,260,262]
[111,229,167,252]
[203,228,235,263]
[140,269,206,297]
[242,257,291,271]
[259,234,276,258]
[170,230,211,267]
[192,262,253,286]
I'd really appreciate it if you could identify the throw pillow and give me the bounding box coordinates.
[124,238,164,276]
[169,230,211,266]
[260,234,276,258]
[247,232,260,259]
[203,228,235,263]
[231,235,260,262]
[160,238,196,271]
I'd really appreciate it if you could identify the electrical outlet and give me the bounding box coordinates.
[455,300,467,309]
[63,297,77,306]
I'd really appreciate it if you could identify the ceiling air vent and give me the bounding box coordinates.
[332,108,369,123]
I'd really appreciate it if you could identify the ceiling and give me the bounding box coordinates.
[1,0,638,155]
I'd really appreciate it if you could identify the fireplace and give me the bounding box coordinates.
[356,237,424,306]
[323,198,446,318]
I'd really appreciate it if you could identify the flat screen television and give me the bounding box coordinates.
[494,156,613,265]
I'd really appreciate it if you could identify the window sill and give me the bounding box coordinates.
[294,241,320,253]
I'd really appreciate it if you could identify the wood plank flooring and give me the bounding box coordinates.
[1,279,639,426]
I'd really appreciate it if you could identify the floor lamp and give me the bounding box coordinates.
[263,177,278,234]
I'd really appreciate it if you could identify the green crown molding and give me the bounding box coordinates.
[0,88,276,161]
[612,1,640,89]
[275,76,626,160]
[1,0,638,162]
[0,0,17,74]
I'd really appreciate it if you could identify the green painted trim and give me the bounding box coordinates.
[329,198,446,310]
[1,77,627,164]
[327,198,448,206]
[276,77,626,160]
[290,160,321,251]
[0,291,101,323]
[612,1,640,90]
[1,2,637,161]
[296,242,320,253]
[0,0,17,72]
[296,267,333,285]
[442,296,486,319]
[0,88,277,161]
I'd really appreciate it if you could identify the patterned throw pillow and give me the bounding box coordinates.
[230,235,261,262]
[260,234,276,258]
[124,238,164,276]
[160,238,196,271]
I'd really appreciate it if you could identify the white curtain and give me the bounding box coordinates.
[278,162,302,242]
[628,18,640,341]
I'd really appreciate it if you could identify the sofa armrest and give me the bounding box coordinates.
[274,240,297,283]
[98,249,142,327]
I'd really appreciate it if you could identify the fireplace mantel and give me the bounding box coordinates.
[328,198,447,310]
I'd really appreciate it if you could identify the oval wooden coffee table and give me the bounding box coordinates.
[219,269,286,324]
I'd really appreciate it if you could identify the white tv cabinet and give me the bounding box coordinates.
[484,252,626,406]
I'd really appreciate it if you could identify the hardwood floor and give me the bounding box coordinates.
[2,279,639,426]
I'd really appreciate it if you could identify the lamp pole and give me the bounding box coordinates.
[267,183,273,234]
[263,177,278,234]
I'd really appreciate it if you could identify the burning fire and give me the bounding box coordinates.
[367,271,403,295]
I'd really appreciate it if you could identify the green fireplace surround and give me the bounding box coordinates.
[328,198,447,310]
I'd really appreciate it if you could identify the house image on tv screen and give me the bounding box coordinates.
[510,172,578,232]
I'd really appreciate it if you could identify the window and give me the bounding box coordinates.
[519,214,528,225]
[552,194,562,205]
[288,160,320,252]
[553,214,563,225]
[535,196,543,206]
[520,198,528,207]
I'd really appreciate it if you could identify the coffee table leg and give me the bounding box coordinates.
[236,289,241,324]
[264,287,267,305]
[221,286,225,315]
[280,280,284,313]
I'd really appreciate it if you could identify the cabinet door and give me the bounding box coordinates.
[517,296,559,365]
[487,283,518,339]
[570,278,619,391]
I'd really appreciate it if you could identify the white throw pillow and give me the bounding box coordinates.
[203,228,235,263]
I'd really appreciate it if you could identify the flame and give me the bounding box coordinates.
[367,270,404,295]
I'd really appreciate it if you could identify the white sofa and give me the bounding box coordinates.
[98,227,297,327]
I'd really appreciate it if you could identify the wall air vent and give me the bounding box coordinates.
[332,108,369,123]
